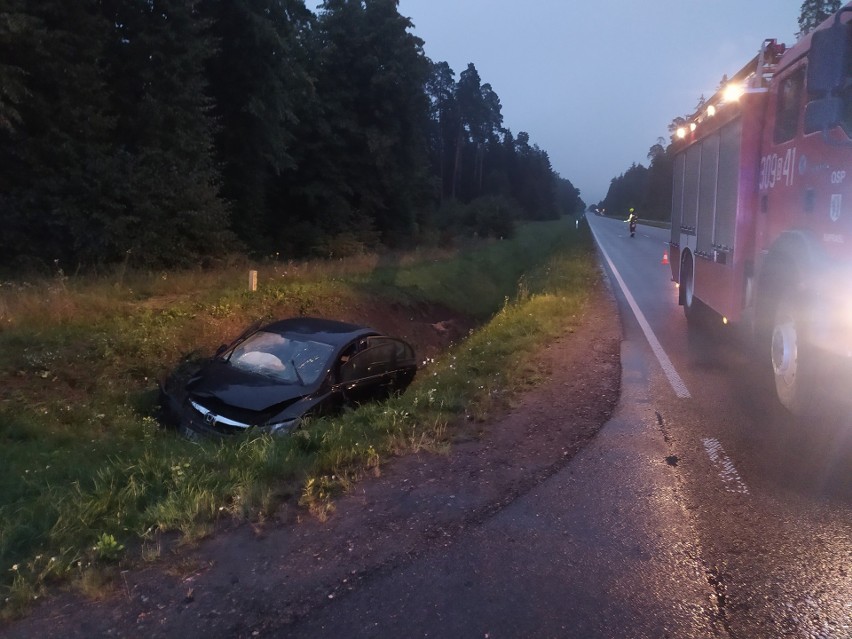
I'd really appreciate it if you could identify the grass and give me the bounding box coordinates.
[0,219,600,617]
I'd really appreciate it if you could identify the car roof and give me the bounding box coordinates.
[260,317,379,347]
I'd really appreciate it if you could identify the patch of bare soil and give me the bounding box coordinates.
[332,295,477,362]
[4,285,621,639]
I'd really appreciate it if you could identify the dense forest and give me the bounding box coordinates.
[0,0,584,273]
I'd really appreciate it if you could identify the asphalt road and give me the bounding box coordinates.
[588,214,852,639]
[288,215,852,638]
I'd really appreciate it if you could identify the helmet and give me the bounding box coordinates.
[629,208,634,213]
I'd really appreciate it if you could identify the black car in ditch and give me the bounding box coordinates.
[159,317,417,439]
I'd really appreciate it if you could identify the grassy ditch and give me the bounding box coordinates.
[0,220,599,616]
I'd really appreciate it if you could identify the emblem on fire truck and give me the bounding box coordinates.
[830,194,842,222]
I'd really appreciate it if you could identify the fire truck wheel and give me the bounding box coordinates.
[681,253,698,323]
[771,296,818,416]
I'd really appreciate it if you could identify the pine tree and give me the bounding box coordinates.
[797,0,841,36]
[0,1,121,270]
[602,163,649,217]
[103,0,235,266]
[284,0,432,252]
[556,177,584,217]
[200,0,314,253]
[425,61,458,202]
[453,64,504,201]
[0,7,29,134]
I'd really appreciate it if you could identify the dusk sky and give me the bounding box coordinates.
[396,1,800,206]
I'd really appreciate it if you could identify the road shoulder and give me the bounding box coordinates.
[7,284,622,639]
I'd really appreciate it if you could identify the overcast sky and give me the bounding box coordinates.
[396,0,800,205]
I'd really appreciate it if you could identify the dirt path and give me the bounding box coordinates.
[5,285,622,639]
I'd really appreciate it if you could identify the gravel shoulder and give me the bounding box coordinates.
[5,284,622,639]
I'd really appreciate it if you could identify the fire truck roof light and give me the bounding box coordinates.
[707,105,716,117]
[722,83,745,102]
[676,127,687,139]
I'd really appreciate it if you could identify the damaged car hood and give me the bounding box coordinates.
[186,361,317,412]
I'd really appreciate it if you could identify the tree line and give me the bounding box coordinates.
[0,0,584,274]
[595,140,673,221]
[596,0,840,221]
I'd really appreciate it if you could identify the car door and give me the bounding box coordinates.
[338,337,415,403]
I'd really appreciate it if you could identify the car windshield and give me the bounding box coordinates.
[226,331,335,385]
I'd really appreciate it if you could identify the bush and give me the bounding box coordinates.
[427,195,520,241]
[467,195,519,239]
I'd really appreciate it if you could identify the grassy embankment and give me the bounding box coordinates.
[0,219,600,616]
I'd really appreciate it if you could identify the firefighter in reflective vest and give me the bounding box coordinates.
[626,208,637,237]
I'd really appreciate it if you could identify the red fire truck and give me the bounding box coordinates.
[669,3,852,416]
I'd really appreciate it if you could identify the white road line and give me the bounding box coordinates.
[589,224,691,399]
[702,437,750,494]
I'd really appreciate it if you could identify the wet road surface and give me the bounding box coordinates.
[288,334,722,638]
[588,214,852,639]
[289,215,852,638]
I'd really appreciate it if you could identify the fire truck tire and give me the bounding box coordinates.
[681,253,699,323]
[770,296,819,416]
